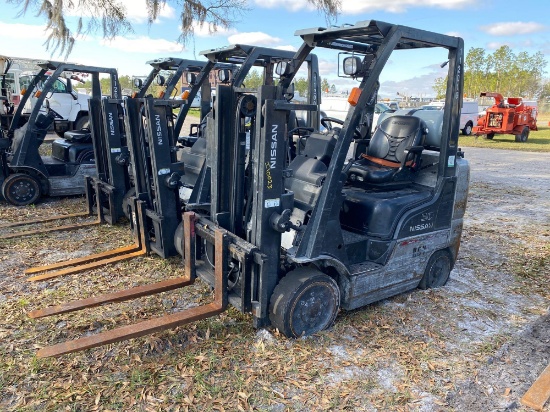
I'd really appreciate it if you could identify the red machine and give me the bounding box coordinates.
[473,92,538,142]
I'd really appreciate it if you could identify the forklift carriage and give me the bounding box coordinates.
[29,21,469,357]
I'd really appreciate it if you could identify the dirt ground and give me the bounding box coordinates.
[0,146,549,411]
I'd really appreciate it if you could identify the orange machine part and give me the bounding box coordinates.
[348,88,361,106]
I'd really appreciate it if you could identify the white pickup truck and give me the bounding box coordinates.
[1,56,90,136]
[420,100,479,135]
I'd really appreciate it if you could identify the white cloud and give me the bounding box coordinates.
[486,41,509,50]
[253,0,476,14]
[480,22,546,36]
[100,35,184,53]
[227,32,282,46]
[445,31,462,37]
[318,59,338,76]
[275,45,297,52]
[0,22,51,40]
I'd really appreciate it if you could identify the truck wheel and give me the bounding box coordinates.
[462,122,473,136]
[74,115,90,131]
[269,267,340,338]
[418,250,452,290]
[1,173,42,206]
[515,127,529,143]
[485,133,494,140]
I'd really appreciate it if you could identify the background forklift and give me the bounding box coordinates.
[30,22,469,357]
[0,61,120,206]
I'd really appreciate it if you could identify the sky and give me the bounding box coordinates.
[0,0,549,99]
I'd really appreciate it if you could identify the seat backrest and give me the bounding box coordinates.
[367,115,425,163]
[302,130,338,166]
[377,109,443,150]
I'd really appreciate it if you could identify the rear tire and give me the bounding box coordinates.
[419,250,452,290]
[1,173,42,206]
[515,126,529,143]
[269,267,340,338]
[462,122,473,136]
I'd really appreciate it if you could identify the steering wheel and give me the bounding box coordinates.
[320,117,362,139]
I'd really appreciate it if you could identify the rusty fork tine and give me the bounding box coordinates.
[35,222,230,359]
[28,276,194,318]
[0,211,90,229]
[2,212,101,240]
[25,244,140,275]
[36,302,225,358]
[26,248,147,281]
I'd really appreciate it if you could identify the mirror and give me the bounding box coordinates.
[156,75,165,86]
[275,61,291,76]
[133,78,143,88]
[284,83,295,102]
[186,72,196,85]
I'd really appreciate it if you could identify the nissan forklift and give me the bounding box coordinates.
[30,21,469,358]
[0,61,120,206]
[25,45,321,281]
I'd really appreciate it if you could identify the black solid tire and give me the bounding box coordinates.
[418,250,453,290]
[1,173,42,206]
[485,132,494,140]
[462,122,473,136]
[520,126,529,143]
[269,267,340,338]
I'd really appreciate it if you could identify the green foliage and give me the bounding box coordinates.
[462,46,547,99]
[242,70,263,89]
[321,78,330,93]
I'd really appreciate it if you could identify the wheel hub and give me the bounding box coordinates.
[11,181,34,200]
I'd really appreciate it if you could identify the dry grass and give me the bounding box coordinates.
[0,179,549,411]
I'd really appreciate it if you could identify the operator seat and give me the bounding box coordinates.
[285,129,338,210]
[347,115,426,186]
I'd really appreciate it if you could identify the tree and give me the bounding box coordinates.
[8,0,340,57]
[321,78,330,93]
[439,46,547,100]
[432,77,446,99]
[243,69,263,89]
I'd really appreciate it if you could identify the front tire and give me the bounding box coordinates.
[485,132,494,140]
[419,250,453,290]
[269,267,340,338]
[1,173,42,206]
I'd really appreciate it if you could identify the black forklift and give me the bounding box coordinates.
[0,61,120,206]
[25,45,320,281]
[85,57,225,226]
[29,22,469,358]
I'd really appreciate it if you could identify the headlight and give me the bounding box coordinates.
[218,69,230,83]
[343,56,361,76]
